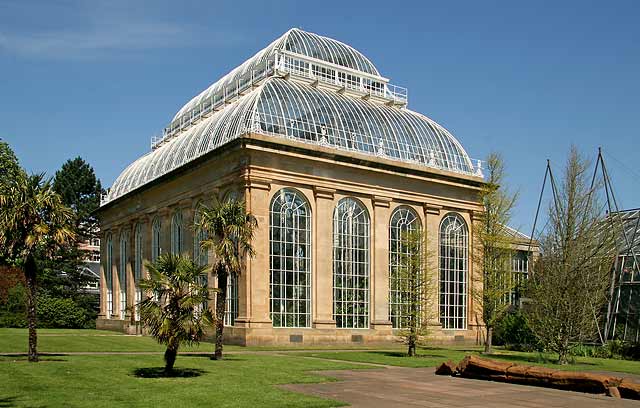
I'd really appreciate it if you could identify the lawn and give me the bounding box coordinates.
[0,353,366,407]
[0,328,228,353]
[4,328,640,407]
[0,329,372,407]
[300,347,640,376]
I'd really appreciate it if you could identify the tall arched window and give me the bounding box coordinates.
[171,211,183,255]
[193,206,210,318]
[439,213,468,330]
[224,273,238,327]
[270,188,312,328]
[193,207,208,266]
[134,223,143,321]
[333,197,370,329]
[152,217,161,261]
[105,233,113,318]
[389,206,421,329]
[119,231,128,319]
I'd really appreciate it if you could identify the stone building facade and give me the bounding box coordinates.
[97,28,487,345]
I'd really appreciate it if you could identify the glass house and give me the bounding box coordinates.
[97,28,488,345]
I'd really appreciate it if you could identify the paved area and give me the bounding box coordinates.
[282,367,640,407]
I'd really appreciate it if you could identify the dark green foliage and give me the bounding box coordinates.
[0,141,24,264]
[0,283,27,327]
[1,285,95,329]
[37,294,94,329]
[52,157,102,238]
[493,310,540,352]
[572,340,640,361]
[0,141,22,187]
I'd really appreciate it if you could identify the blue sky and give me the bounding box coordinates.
[1,0,639,234]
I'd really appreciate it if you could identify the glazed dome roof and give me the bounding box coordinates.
[103,29,479,205]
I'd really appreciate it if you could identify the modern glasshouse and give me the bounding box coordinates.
[606,208,640,342]
[97,28,515,345]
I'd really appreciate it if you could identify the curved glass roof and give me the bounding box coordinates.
[105,77,476,203]
[172,28,380,124]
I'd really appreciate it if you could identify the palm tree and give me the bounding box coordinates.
[0,173,75,362]
[138,253,213,373]
[197,193,257,360]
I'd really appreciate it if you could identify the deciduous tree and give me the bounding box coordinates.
[394,229,436,356]
[472,153,519,354]
[526,147,617,364]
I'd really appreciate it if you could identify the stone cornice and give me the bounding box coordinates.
[314,186,335,200]
[372,195,392,208]
[423,203,443,215]
[243,174,272,191]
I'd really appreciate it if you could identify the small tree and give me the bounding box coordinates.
[0,173,75,361]
[42,157,104,300]
[395,229,436,356]
[197,193,257,360]
[473,153,519,354]
[526,147,617,364]
[53,157,103,238]
[138,254,213,373]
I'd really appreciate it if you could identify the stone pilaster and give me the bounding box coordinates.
[98,230,108,319]
[424,203,443,327]
[235,175,271,328]
[313,186,336,328]
[469,210,483,329]
[371,196,392,330]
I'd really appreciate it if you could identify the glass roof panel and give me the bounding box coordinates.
[106,78,475,204]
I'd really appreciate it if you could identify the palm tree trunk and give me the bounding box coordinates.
[25,254,38,363]
[213,271,228,360]
[164,343,178,373]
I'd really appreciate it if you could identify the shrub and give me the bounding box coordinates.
[37,295,93,329]
[493,310,540,351]
[0,283,27,327]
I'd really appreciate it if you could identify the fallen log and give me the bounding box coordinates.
[456,355,513,381]
[549,370,620,394]
[618,380,640,400]
[440,355,630,399]
[434,360,457,376]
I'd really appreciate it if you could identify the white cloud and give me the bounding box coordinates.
[0,1,244,60]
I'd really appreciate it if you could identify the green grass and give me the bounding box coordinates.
[300,347,640,376]
[0,328,231,353]
[0,353,364,407]
[4,328,640,407]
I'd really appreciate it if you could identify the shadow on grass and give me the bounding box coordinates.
[490,353,598,367]
[363,351,450,359]
[0,396,17,407]
[131,367,206,378]
[181,353,247,362]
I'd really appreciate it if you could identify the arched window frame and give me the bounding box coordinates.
[193,206,208,267]
[389,206,421,329]
[333,197,370,329]
[151,217,161,262]
[119,231,128,319]
[439,213,468,330]
[269,188,312,328]
[171,210,183,255]
[193,205,210,320]
[133,223,143,321]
